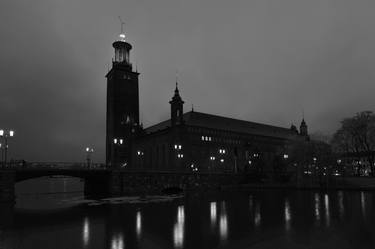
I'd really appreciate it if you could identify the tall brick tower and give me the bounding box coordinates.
[106,31,140,168]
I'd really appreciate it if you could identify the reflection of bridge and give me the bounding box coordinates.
[0,163,247,205]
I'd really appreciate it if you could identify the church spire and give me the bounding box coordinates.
[170,80,184,126]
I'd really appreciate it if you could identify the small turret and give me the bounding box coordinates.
[169,82,184,126]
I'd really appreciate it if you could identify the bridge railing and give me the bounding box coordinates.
[2,161,107,170]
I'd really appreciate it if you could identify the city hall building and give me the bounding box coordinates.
[106,32,309,173]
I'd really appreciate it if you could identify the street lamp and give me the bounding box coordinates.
[85,147,94,169]
[0,129,15,168]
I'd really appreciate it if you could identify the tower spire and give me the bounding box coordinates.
[118,16,126,41]
[170,76,184,126]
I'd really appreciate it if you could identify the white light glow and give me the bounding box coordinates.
[0,130,3,136]
[119,33,126,41]
[314,193,320,222]
[9,130,14,137]
[173,206,185,248]
[210,202,217,227]
[111,234,124,249]
[83,217,89,247]
[324,194,330,227]
[284,199,291,231]
[136,211,142,239]
[219,202,228,241]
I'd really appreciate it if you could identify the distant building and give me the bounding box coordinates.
[106,32,309,172]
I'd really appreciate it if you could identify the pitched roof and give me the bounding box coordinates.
[145,111,295,139]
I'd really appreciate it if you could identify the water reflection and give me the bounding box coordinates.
[82,217,90,247]
[219,201,228,242]
[314,193,320,223]
[173,205,184,248]
[136,210,142,239]
[338,191,344,219]
[361,192,366,219]
[210,202,217,228]
[284,199,291,231]
[254,202,261,228]
[111,234,124,249]
[324,194,330,227]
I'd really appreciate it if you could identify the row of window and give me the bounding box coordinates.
[200,135,241,145]
[209,156,225,163]
[114,138,124,145]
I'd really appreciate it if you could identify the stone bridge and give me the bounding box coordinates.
[0,167,248,204]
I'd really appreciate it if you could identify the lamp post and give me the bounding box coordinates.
[0,143,2,165]
[86,147,94,169]
[0,129,14,168]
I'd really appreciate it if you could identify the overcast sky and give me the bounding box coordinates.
[1,0,375,162]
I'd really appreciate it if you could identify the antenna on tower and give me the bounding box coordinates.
[118,16,125,33]
[118,16,126,41]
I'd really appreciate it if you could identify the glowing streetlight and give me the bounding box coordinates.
[85,147,94,169]
[0,129,15,168]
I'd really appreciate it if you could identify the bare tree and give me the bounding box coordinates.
[331,111,375,176]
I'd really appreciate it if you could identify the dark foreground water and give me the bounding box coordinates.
[0,177,375,249]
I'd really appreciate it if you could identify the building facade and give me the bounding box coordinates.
[106,33,309,172]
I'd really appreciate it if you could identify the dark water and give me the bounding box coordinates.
[0,177,375,249]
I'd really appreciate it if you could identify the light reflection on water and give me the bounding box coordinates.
[324,194,330,227]
[173,205,184,248]
[284,199,291,231]
[210,202,217,228]
[82,217,89,247]
[314,193,320,223]
[136,211,142,239]
[254,202,261,228]
[361,192,366,218]
[4,183,375,249]
[219,201,228,242]
[338,191,344,219]
[111,234,124,249]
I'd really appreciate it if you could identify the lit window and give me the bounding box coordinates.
[174,144,178,149]
[119,139,123,144]
[210,156,216,161]
[178,145,182,150]
[248,160,252,165]
[220,159,224,163]
[283,154,288,159]
[209,137,212,141]
[114,138,117,144]
[137,151,141,156]
[201,136,204,141]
